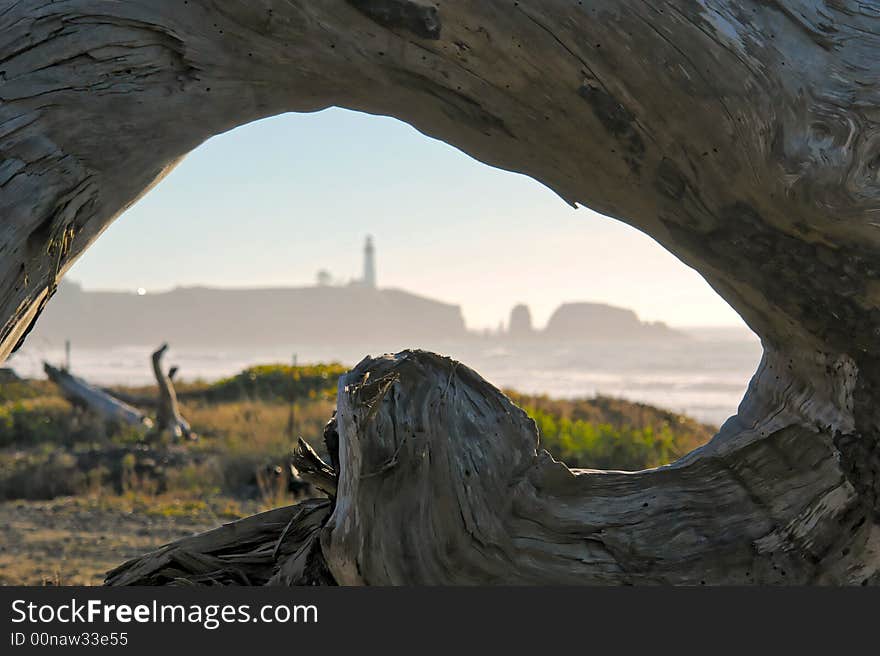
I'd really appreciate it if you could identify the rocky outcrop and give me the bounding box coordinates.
[543,302,680,341]
[507,304,534,338]
[1,1,878,584]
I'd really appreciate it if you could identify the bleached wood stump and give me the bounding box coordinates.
[1,1,879,583]
[151,343,194,441]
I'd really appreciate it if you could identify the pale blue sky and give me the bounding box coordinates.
[67,108,744,331]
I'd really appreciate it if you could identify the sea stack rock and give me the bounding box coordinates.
[507,304,534,339]
[543,302,680,341]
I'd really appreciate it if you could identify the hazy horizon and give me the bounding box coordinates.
[57,276,753,334]
[65,108,748,332]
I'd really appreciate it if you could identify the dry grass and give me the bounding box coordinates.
[0,375,348,584]
[0,494,258,585]
[184,398,334,454]
[183,398,334,503]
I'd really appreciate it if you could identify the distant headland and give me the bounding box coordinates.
[25,237,685,349]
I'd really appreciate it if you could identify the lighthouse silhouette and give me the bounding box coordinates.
[363,236,377,289]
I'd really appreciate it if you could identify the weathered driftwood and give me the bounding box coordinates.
[0,1,877,583]
[105,499,333,586]
[44,362,152,429]
[151,344,194,441]
[291,437,337,498]
[325,351,879,584]
[109,350,880,585]
[99,388,158,409]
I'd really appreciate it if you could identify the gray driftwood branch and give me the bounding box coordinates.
[44,362,152,429]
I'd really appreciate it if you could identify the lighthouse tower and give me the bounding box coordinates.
[363,236,377,289]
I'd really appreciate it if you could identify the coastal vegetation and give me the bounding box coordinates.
[506,391,712,470]
[0,363,714,583]
[0,364,714,501]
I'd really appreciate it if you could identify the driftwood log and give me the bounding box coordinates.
[108,350,880,585]
[0,1,878,583]
[151,343,194,440]
[44,362,152,429]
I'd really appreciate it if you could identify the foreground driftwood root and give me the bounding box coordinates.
[107,350,880,585]
[2,1,879,583]
[105,500,333,586]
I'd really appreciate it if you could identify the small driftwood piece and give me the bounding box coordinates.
[151,344,194,441]
[44,362,152,429]
[291,437,337,498]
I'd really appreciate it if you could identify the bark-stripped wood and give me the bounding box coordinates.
[105,499,334,586]
[0,1,877,584]
[44,362,152,429]
[324,351,880,584]
[151,343,193,440]
[292,437,337,498]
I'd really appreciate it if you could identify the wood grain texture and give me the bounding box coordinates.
[323,351,879,584]
[0,1,877,583]
[105,499,333,586]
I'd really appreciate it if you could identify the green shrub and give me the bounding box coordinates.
[517,398,712,471]
[0,398,76,447]
[201,363,346,403]
[0,379,56,403]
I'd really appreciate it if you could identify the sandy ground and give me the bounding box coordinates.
[0,498,226,586]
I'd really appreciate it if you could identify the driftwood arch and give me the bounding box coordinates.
[3,1,880,584]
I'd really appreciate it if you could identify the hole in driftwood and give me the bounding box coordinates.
[9,109,761,474]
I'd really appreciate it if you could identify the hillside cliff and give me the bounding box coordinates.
[27,282,468,348]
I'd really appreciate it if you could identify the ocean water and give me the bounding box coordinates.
[8,327,762,427]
